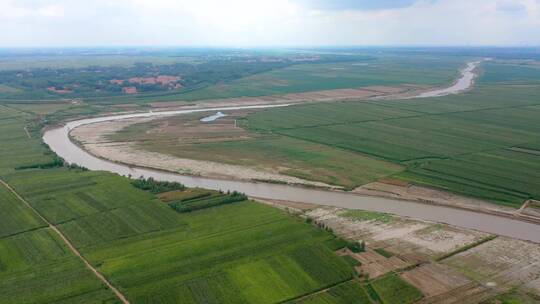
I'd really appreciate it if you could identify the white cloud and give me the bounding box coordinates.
[0,0,538,46]
[0,0,64,19]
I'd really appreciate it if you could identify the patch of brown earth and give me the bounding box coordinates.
[353,248,410,279]
[267,201,540,302]
[138,110,258,144]
[401,263,471,297]
[443,237,540,294]
[522,200,540,218]
[304,207,489,261]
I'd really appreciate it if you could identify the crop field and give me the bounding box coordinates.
[291,281,371,303]
[242,73,540,206]
[479,61,540,84]
[108,61,540,203]
[0,107,81,304]
[370,274,423,304]
[0,105,56,174]
[4,169,183,248]
[4,53,540,303]
[2,105,397,303]
[0,183,45,238]
[0,228,118,304]
[80,201,354,303]
[174,55,465,101]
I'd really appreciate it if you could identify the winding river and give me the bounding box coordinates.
[43,60,540,243]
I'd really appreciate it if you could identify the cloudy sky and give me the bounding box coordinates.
[1,0,539,47]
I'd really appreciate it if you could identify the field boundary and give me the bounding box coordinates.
[434,235,498,262]
[0,179,130,304]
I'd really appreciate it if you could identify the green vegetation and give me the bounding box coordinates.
[0,49,373,102]
[370,274,423,304]
[341,255,361,267]
[157,188,213,202]
[2,51,538,303]
[176,55,465,101]
[131,177,186,194]
[107,59,540,205]
[0,103,367,303]
[479,61,540,84]
[0,105,56,175]
[80,201,353,303]
[243,80,540,207]
[346,241,366,253]
[168,190,248,213]
[291,281,371,304]
[482,289,540,304]
[0,228,118,304]
[0,183,45,238]
[342,210,394,223]
[117,118,404,190]
[374,248,394,258]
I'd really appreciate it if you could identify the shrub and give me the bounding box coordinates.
[169,191,247,213]
[131,177,185,194]
[347,240,365,253]
[15,157,64,170]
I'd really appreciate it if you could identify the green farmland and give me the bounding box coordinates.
[238,63,540,206]
[109,60,540,205]
[174,55,465,101]
[0,103,424,303]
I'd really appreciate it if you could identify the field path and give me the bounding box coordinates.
[23,126,31,138]
[0,179,130,304]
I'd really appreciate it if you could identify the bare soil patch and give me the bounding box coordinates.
[443,237,540,294]
[401,263,471,297]
[304,207,489,261]
[353,248,410,279]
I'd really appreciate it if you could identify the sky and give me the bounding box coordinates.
[0,0,539,47]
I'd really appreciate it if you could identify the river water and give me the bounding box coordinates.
[42,61,540,243]
[417,61,481,98]
[200,111,227,122]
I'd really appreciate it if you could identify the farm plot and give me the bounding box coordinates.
[82,201,354,303]
[0,182,45,238]
[398,148,540,206]
[0,105,55,174]
[243,81,540,205]
[442,237,540,292]
[175,55,464,101]
[479,61,540,84]
[4,169,183,248]
[370,274,423,304]
[305,207,490,261]
[274,105,540,162]
[0,228,116,304]
[290,281,371,304]
[400,263,471,297]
